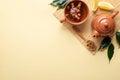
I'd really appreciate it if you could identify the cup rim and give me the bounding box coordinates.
[64,0,89,25]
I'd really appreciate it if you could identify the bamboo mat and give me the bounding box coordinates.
[53,0,120,55]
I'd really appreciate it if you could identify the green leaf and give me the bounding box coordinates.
[107,43,114,62]
[50,1,60,6]
[98,36,111,50]
[58,0,69,9]
[116,32,120,48]
[50,0,70,10]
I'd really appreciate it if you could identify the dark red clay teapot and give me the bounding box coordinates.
[92,11,119,37]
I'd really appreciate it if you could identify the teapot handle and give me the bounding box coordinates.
[60,18,66,23]
[111,11,119,18]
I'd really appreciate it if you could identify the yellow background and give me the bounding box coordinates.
[0,0,120,80]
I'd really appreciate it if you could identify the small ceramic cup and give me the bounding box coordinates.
[61,0,89,25]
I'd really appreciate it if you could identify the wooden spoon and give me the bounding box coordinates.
[72,26,97,53]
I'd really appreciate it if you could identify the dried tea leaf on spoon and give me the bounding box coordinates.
[116,32,120,48]
[98,36,111,50]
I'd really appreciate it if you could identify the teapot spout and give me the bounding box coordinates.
[111,11,119,18]
[93,30,100,37]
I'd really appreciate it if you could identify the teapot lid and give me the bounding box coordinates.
[92,14,115,35]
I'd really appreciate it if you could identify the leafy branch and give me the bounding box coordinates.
[50,0,70,10]
[99,32,120,63]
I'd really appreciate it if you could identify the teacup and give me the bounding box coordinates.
[61,0,89,25]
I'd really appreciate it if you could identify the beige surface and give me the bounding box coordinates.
[0,0,120,80]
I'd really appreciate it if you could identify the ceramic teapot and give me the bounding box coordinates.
[92,11,119,37]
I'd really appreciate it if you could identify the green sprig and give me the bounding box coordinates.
[50,0,70,10]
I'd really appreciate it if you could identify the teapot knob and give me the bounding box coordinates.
[104,23,108,29]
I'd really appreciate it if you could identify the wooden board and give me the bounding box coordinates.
[53,0,120,55]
